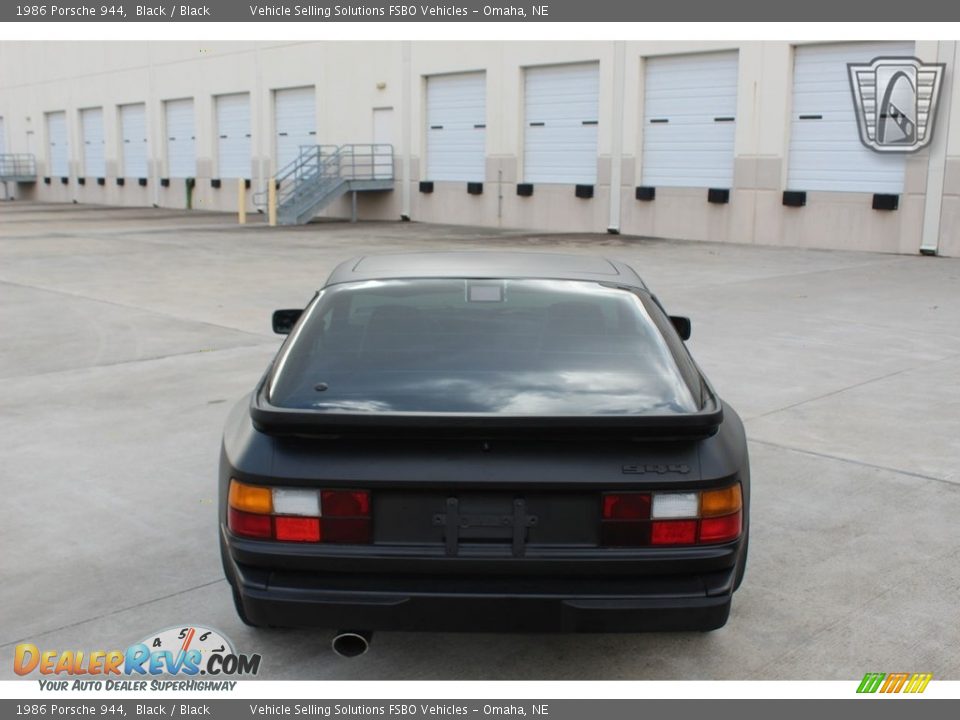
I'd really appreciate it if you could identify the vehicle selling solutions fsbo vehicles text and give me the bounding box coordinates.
[248,5,478,17]
[248,705,540,716]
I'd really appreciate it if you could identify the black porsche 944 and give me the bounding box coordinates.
[219,252,749,644]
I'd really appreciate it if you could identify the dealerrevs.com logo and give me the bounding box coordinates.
[14,625,261,691]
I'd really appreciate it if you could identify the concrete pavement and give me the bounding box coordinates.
[1,201,958,680]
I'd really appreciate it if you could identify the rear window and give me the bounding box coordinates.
[268,279,699,415]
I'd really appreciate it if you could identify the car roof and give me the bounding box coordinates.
[324,251,646,288]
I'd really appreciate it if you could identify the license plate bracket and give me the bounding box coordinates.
[433,497,538,557]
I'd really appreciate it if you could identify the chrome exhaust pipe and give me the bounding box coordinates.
[331,630,372,658]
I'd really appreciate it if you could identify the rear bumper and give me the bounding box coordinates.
[223,530,741,633]
[234,578,732,633]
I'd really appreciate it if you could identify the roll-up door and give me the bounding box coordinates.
[426,72,486,182]
[787,42,912,193]
[80,108,106,178]
[46,111,69,177]
[274,87,316,170]
[216,93,252,179]
[165,98,195,179]
[641,52,738,188]
[523,63,599,185]
[120,103,148,179]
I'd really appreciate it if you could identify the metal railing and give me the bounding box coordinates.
[0,154,37,180]
[254,144,394,213]
[335,143,396,182]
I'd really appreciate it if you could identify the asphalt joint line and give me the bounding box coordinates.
[0,578,228,651]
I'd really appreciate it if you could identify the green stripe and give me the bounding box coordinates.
[857,673,885,693]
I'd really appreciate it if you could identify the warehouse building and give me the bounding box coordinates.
[0,40,958,256]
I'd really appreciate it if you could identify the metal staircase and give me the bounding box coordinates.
[0,154,37,183]
[256,144,394,226]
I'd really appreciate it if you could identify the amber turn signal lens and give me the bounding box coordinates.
[700,484,742,517]
[228,479,273,514]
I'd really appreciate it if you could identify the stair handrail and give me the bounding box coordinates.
[0,153,38,178]
[253,143,396,221]
[337,144,395,182]
[252,144,337,207]
[278,145,345,208]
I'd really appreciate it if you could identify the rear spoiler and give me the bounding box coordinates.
[249,387,723,440]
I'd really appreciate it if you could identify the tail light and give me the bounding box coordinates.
[228,479,371,544]
[227,508,272,539]
[601,483,742,547]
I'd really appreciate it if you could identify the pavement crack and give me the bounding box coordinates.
[0,579,227,650]
[748,438,959,487]
[0,341,278,381]
[0,277,274,340]
[745,349,960,422]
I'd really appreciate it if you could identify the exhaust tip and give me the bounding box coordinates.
[331,631,371,658]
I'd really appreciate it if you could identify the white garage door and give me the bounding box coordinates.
[120,103,148,179]
[216,93,251,179]
[787,42,912,193]
[80,107,106,178]
[524,63,599,185]
[274,87,316,170]
[0,116,6,154]
[165,98,195,178]
[46,111,69,177]
[642,52,738,188]
[426,73,486,182]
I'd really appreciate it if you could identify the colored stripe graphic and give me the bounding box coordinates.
[881,672,909,693]
[857,673,885,693]
[857,672,932,694]
[904,673,933,693]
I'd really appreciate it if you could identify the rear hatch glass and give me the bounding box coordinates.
[268,279,699,415]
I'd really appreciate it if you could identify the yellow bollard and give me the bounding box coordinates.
[237,180,247,225]
[268,178,277,227]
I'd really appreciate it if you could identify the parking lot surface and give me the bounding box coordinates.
[2,202,959,680]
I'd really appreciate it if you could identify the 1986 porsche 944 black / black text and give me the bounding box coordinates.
[220,252,749,646]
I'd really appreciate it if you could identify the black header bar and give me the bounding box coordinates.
[3,0,959,22]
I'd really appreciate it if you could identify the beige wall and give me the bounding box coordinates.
[1,40,957,256]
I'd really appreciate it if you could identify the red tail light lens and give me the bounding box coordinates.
[651,519,697,545]
[321,490,371,517]
[600,521,651,547]
[698,511,742,544]
[228,508,272,539]
[600,484,742,547]
[227,480,372,545]
[601,493,651,520]
[323,518,372,544]
[274,516,322,542]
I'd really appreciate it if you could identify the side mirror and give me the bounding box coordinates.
[272,309,303,335]
[670,315,691,341]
